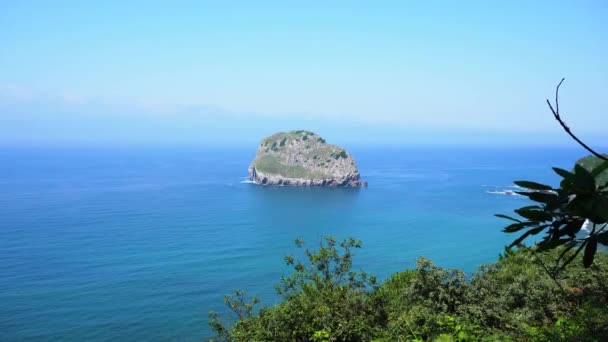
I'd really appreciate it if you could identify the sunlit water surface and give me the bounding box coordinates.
[0,145,586,340]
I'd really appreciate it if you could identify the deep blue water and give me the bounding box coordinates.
[0,145,588,341]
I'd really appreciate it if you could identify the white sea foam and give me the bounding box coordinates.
[240,180,256,184]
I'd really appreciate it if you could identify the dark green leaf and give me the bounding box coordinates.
[529,225,548,235]
[514,181,553,191]
[553,167,574,179]
[509,226,547,248]
[537,237,572,252]
[509,230,533,248]
[591,160,608,178]
[583,240,597,268]
[573,164,596,192]
[554,167,577,189]
[555,241,577,262]
[503,222,528,233]
[575,195,608,224]
[560,219,586,238]
[526,192,559,205]
[590,196,608,224]
[495,214,521,223]
[514,208,553,222]
[597,230,608,245]
[559,242,585,270]
[519,205,543,210]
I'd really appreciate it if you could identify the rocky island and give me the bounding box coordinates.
[248,130,365,187]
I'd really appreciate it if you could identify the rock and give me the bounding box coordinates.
[248,130,365,187]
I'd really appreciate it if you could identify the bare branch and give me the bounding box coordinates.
[547,78,607,161]
[555,77,564,115]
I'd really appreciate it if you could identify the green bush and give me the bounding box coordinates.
[209,237,381,341]
[331,150,348,159]
[208,241,608,341]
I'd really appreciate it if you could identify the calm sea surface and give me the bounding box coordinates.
[0,145,587,341]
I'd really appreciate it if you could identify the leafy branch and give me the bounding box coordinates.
[497,81,608,269]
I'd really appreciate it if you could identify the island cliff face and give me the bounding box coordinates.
[248,131,365,187]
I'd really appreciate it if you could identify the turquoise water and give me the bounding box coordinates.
[0,145,586,341]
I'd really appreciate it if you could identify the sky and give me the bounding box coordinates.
[0,1,606,146]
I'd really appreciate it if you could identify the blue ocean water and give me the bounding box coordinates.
[0,145,587,341]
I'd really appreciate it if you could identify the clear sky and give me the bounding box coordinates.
[1,1,606,146]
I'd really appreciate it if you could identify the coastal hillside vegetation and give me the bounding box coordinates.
[208,237,608,341]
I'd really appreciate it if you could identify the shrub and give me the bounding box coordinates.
[208,241,608,341]
[331,150,348,159]
[209,237,381,341]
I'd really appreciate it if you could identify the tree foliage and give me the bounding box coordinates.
[497,155,608,269]
[208,237,382,341]
[208,239,608,341]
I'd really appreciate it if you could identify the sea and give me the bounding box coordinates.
[0,145,589,341]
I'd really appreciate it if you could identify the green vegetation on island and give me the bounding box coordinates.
[253,154,331,180]
[248,131,364,187]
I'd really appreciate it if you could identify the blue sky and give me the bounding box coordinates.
[0,1,606,145]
